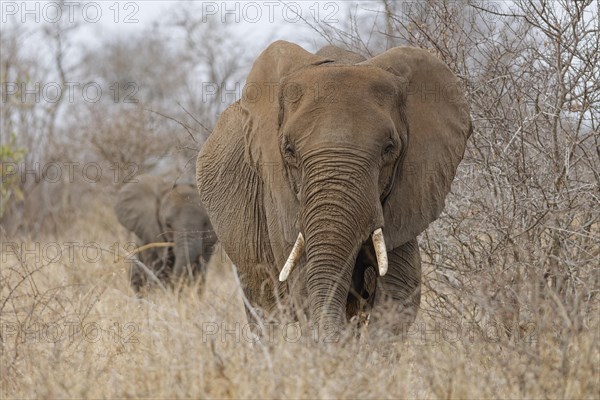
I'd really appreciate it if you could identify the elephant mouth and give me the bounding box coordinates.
[279,228,388,281]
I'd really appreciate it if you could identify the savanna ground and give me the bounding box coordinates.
[1,200,598,399]
[1,1,599,398]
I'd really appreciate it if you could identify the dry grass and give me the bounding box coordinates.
[2,2,598,398]
[1,202,598,399]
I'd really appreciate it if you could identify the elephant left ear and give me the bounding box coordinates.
[361,47,472,248]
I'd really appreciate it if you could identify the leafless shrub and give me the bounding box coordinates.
[309,0,599,339]
[1,9,251,236]
[1,1,598,397]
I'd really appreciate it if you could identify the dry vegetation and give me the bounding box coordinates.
[1,202,598,399]
[1,1,599,399]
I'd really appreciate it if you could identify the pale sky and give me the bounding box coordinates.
[1,1,361,55]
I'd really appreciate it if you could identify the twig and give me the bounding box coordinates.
[177,102,212,135]
[229,263,274,374]
[144,108,198,143]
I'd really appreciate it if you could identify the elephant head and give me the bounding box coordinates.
[115,174,216,290]
[197,41,471,334]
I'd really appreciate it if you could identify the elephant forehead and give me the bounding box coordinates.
[281,67,400,144]
[283,65,399,106]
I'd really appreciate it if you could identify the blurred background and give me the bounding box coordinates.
[1,0,598,364]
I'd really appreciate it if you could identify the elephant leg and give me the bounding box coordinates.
[128,243,153,292]
[236,262,290,340]
[130,247,172,292]
[128,263,146,293]
[370,238,421,336]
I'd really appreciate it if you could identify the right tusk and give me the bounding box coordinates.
[372,228,388,276]
[279,233,305,282]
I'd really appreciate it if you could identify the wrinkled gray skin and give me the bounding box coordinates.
[115,175,216,291]
[197,42,472,339]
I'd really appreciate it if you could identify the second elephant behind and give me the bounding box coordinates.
[115,175,217,291]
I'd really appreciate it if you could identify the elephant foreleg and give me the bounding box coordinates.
[236,263,289,334]
[370,238,422,336]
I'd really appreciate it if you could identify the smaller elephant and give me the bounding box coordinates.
[115,174,216,291]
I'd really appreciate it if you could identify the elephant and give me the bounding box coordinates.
[196,41,472,339]
[115,174,217,291]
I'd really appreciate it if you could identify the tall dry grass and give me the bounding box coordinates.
[1,1,598,398]
[1,201,597,399]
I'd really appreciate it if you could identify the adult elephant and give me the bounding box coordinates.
[115,175,217,291]
[197,41,471,338]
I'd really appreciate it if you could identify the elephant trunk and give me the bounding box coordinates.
[172,228,205,280]
[300,150,383,338]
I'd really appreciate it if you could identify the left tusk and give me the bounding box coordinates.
[279,233,305,282]
[372,228,388,276]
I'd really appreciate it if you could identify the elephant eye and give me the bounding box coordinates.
[283,140,298,163]
[285,144,295,156]
[383,143,396,155]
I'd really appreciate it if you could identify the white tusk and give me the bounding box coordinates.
[372,228,388,276]
[279,233,305,281]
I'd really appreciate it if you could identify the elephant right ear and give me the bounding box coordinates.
[115,175,170,244]
[241,40,330,172]
[198,41,332,267]
[241,41,332,246]
[197,102,277,266]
